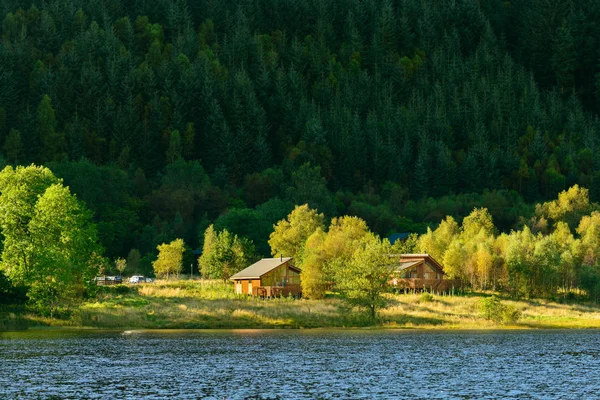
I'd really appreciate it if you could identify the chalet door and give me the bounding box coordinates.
[248,281,253,295]
[235,282,242,294]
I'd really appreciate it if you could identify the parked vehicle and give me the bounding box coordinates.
[129,275,153,284]
[94,276,123,286]
[129,275,144,284]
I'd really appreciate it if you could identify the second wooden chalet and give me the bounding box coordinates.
[392,254,460,292]
[230,257,301,297]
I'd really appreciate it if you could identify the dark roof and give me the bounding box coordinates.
[230,257,294,280]
[388,232,412,244]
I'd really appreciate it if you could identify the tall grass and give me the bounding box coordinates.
[381,293,600,329]
[137,279,237,299]
[54,281,600,330]
[74,280,372,329]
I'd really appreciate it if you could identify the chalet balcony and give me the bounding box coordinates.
[256,284,302,298]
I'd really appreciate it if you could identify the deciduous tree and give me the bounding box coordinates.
[199,225,256,280]
[0,165,103,316]
[268,204,325,261]
[333,236,394,320]
[153,238,185,279]
[115,258,127,275]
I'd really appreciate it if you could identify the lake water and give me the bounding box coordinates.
[1,329,599,399]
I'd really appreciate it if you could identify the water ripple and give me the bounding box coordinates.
[1,329,599,399]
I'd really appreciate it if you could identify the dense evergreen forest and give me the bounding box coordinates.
[1,0,600,277]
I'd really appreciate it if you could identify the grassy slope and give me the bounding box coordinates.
[21,280,600,330]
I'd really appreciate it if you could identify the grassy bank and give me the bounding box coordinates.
[11,280,599,330]
[0,306,30,331]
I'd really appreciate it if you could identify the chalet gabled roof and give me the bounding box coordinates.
[396,260,421,271]
[230,257,294,280]
[396,254,445,275]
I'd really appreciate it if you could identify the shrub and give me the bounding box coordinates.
[501,306,522,324]
[478,295,520,324]
[420,292,434,303]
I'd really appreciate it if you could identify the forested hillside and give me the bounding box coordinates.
[1,0,600,274]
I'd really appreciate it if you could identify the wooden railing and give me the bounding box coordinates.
[393,278,461,292]
[257,284,302,297]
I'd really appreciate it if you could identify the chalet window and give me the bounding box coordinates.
[262,267,286,286]
[287,270,300,286]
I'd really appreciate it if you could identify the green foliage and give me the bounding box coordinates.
[199,225,256,280]
[300,215,373,299]
[299,229,328,299]
[419,216,460,261]
[420,293,434,303]
[536,185,595,230]
[0,1,596,206]
[462,208,495,238]
[0,269,26,305]
[269,204,325,261]
[0,165,60,284]
[127,249,141,274]
[0,165,103,316]
[51,160,141,259]
[479,296,504,322]
[1,1,600,306]
[153,238,185,279]
[139,253,156,277]
[3,129,23,164]
[115,258,127,275]
[333,236,394,319]
[501,306,523,325]
[392,233,419,254]
[286,163,336,217]
[165,131,183,164]
[37,95,65,162]
[38,185,102,305]
[579,265,600,303]
[478,296,521,324]
[405,186,600,299]
[213,198,293,256]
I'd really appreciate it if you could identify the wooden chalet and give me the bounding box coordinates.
[230,257,301,297]
[391,254,460,292]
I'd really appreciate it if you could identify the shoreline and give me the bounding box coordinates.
[4,324,600,334]
[3,280,600,332]
[4,311,600,333]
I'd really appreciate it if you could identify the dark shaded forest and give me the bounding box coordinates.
[1,0,600,275]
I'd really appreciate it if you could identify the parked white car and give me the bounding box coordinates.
[129,275,148,284]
